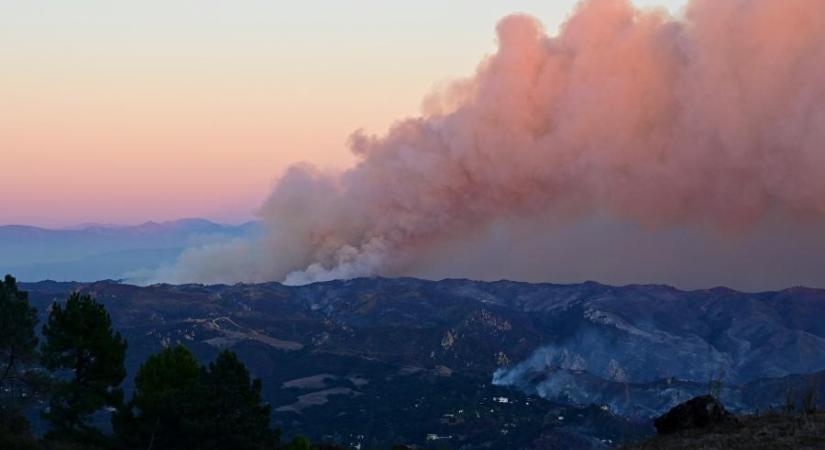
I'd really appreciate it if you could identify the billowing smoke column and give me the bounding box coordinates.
[162,0,825,286]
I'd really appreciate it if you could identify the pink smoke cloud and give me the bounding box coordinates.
[158,0,825,287]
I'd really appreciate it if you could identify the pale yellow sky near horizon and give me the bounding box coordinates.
[1,0,686,227]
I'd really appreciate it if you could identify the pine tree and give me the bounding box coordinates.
[182,350,278,450]
[115,347,278,450]
[41,292,127,444]
[0,274,40,446]
[0,275,38,396]
[114,344,200,449]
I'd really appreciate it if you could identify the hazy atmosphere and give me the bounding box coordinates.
[4,0,825,291]
[3,0,685,227]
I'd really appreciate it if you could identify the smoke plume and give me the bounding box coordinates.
[158,0,825,288]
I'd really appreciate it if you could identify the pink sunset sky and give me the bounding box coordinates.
[1,0,684,227]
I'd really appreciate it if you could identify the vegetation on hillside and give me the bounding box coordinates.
[623,394,825,450]
[0,274,352,450]
[623,411,825,450]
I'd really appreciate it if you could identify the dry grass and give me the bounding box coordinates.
[623,412,825,450]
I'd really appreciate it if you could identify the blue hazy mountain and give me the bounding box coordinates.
[0,219,257,282]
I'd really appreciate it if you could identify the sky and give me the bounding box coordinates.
[1,0,686,228]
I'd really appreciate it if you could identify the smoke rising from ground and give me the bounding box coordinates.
[156,0,825,289]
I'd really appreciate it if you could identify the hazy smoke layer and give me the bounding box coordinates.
[160,0,825,287]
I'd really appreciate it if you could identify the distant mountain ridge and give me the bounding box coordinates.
[0,217,256,234]
[0,218,257,282]
[18,277,825,448]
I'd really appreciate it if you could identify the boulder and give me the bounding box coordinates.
[654,395,740,434]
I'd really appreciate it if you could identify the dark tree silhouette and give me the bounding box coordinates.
[41,292,127,444]
[182,350,279,450]
[0,275,38,399]
[116,347,278,450]
[114,344,200,449]
[0,274,40,448]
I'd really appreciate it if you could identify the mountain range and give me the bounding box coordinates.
[17,277,825,449]
[0,219,256,282]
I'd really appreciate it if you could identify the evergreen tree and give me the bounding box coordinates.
[182,350,278,450]
[0,275,38,389]
[115,347,278,450]
[41,293,127,444]
[0,275,38,426]
[114,344,200,449]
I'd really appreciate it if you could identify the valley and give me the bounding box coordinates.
[19,278,825,448]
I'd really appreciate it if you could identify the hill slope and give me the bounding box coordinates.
[19,278,825,448]
[624,412,825,450]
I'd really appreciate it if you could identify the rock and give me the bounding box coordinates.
[654,395,740,434]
